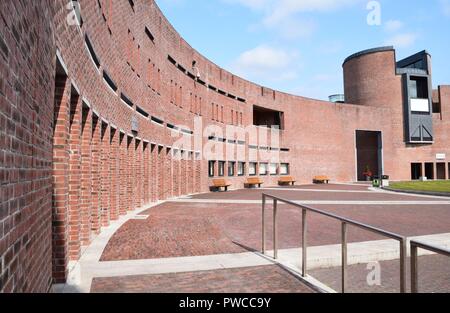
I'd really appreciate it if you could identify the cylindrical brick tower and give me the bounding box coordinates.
[343,46,401,107]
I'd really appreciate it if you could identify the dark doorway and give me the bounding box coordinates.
[411,163,422,180]
[356,130,382,181]
[425,163,434,180]
[436,163,446,180]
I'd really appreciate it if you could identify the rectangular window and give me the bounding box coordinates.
[208,161,215,177]
[218,161,225,177]
[269,163,278,175]
[238,162,245,176]
[259,163,268,176]
[249,162,257,176]
[228,162,235,177]
[410,76,429,99]
[280,163,290,175]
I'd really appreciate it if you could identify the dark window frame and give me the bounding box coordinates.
[237,162,245,176]
[228,161,236,177]
[249,162,257,176]
[208,160,216,178]
[269,163,278,176]
[218,161,226,177]
[280,163,290,175]
[259,162,268,176]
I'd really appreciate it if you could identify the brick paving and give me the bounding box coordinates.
[189,186,446,201]
[270,184,373,191]
[101,201,450,261]
[90,265,314,293]
[309,254,450,293]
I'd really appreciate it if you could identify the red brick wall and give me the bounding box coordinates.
[100,123,110,227]
[0,0,55,292]
[80,107,92,245]
[1,0,450,292]
[90,115,101,234]
[52,74,70,284]
[68,89,82,261]
[119,132,127,215]
[109,128,119,220]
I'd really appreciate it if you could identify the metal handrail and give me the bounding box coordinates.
[261,193,408,293]
[410,240,450,293]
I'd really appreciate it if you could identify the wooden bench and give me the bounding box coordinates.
[278,176,296,186]
[211,179,231,192]
[313,176,330,184]
[245,177,264,188]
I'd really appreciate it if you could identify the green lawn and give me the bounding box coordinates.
[390,181,450,193]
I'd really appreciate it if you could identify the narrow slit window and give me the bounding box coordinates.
[103,70,117,92]
[136,106,149,118]
[145,26,155,42]
[151,116,164,125]
[128,0,135,12]
[85,34,101,68]
[120,93,134,108]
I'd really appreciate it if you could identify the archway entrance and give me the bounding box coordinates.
[356,130,383,181]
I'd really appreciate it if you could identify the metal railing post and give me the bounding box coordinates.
[302,208,307,277]
[273,199,278,259]
[411,243,418,293]
[409,240,450,293]
[341,222,348,293]
[260,193,429,294]
[399,238,407,293]
[262,194,266,254]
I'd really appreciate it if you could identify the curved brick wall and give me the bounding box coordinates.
[343,47,402,107]
[0,0,56,292]
[1,0,449,292]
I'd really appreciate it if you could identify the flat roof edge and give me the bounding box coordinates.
[343,46,394,66]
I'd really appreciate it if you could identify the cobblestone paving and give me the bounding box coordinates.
[90,265,314,293]
[309,254,450,293]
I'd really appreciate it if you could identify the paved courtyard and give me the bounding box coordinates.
[91,265,314,293]
[57,184,450,293]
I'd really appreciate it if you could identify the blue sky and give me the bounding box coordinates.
[156,0,450,100]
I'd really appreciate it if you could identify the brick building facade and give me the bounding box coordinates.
[0,0,449,292]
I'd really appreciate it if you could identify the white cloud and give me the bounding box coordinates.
[223,0,363,39]
[384,20,403,32]
[317,40,343,55]
[313,74,334,82]
[264,0,363,25]
[230,45,299,82]
[384,33,418,48]
[441,0,450,16]
[222,0,271,10]
[266,17,318,39]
